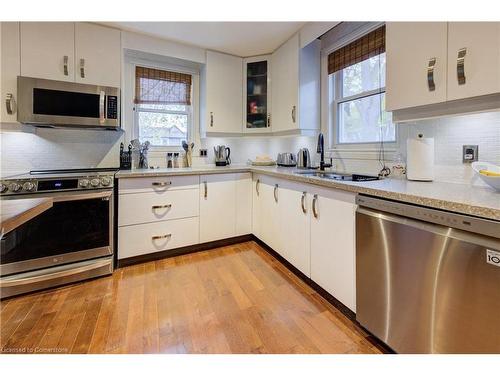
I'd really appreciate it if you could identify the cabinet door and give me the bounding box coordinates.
[279,180,311,277]
[310,187,357,312]
[235,173,252,236]
[20,22,75,82]
[1,22,20,123]
[252,175,262,239]
[205,50,243,133]
[258,176,282,255]
[271,34,299,133]
[199,174,236,242]
[75,23,121,87]
[386,22,448,111]
[447,22,500,101]
[243,55,271,133]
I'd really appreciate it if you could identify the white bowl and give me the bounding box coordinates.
[472,161,500,191]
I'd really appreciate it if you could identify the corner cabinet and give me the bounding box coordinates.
[386,22,500,121]
[203,50,243,135]
[199,173,252,243]
[243,55,271,133]
[19,22,121,87]
[271,34,320,135]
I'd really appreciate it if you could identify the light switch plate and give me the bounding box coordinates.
[463,145,478,163]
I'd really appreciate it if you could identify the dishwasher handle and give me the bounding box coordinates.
[357,206,500,251]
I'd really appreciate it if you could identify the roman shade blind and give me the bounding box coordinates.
[328,25,386,75]
[135,66,192,105]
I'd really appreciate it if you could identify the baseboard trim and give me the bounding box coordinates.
[117,234,253,268]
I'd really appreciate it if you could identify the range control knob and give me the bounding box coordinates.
[9,183,21,192]
[90,178,100,187]
[100,176,111,186]
[79,179,89,188]
[0,183,7,193]
[22,182,35,192]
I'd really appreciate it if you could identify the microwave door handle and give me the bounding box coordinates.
[99,91,105,124]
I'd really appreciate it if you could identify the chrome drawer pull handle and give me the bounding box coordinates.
[152,234,172,240]
[5,93,15,115]
[291,106,296,123]
[63,55,69,76]
[273,184,278,203]
[301,192,307,214]
[427,57,436,92]
[256,179,260,195]
[312,194,318,219]
[210,112,214,127]
[457,48,467,85]
[152,204,172,210]
[204,181,208,198]
[152,181,172,187]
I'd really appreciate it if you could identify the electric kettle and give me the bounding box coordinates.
[214,145,231,166]
[297,148,311,169]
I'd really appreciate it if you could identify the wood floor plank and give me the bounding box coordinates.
[0,241,382,354]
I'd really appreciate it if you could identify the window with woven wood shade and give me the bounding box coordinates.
[328,25,385,75]
[135,66,192,105]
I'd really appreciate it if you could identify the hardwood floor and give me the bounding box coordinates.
[0,241,382,354]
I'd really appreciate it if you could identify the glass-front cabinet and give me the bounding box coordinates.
[243,56,271,133]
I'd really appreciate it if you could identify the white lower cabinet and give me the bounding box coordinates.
[279,179,311,277]
[309,186,357,312]
[199,172,252,243]
[252,174,357,312]
[118,217,199,259]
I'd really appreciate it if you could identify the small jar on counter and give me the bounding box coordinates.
[166,152,173,168]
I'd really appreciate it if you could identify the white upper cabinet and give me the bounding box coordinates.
[271,33,320,135]
[20,22,75,82]
[204,50,243,134]
[271,34,299,133]
[386,22,448,111]
[1,22,20,123]
[20,22,121,87]
[243,55,271,133]
[75,23,121,87]
[447,22,500,101]
[386,22,500,120]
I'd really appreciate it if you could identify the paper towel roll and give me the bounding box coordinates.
[407,136,434,181]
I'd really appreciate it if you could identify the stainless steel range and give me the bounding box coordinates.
[0,168,116,298]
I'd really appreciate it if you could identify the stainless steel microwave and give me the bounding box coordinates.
[17,76,120,129]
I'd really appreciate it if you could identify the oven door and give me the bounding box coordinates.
[0,189,113,276]
[17,76,119,128]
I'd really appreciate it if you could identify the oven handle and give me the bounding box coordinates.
[0,258,112,287]
[52,190,112,203]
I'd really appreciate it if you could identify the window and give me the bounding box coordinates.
[328,26,395,147]
[134,66,192,147]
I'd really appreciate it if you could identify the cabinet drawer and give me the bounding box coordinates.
[119,175,199,194]
[118,189,199,226]
[118,217,199,259]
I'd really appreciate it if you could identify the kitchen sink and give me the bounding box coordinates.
[294,170,379,182]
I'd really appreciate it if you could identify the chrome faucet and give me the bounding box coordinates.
[317,133,331,171]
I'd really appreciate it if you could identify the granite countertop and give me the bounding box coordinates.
[115,165,500,221]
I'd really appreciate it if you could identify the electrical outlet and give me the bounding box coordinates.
[463,145,478,163]
[199,149,208,157]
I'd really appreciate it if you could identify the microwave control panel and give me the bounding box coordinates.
[107,96,118,119]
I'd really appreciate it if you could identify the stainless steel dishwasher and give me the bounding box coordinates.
[356,195,500,353]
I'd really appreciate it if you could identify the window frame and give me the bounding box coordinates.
[321,22,399,153]
[331,56,396,148]
[127,57,197,153]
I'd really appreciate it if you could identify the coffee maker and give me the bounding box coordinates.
[214,145,231,166]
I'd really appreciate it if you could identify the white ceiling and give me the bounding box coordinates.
[105,22,306,57]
